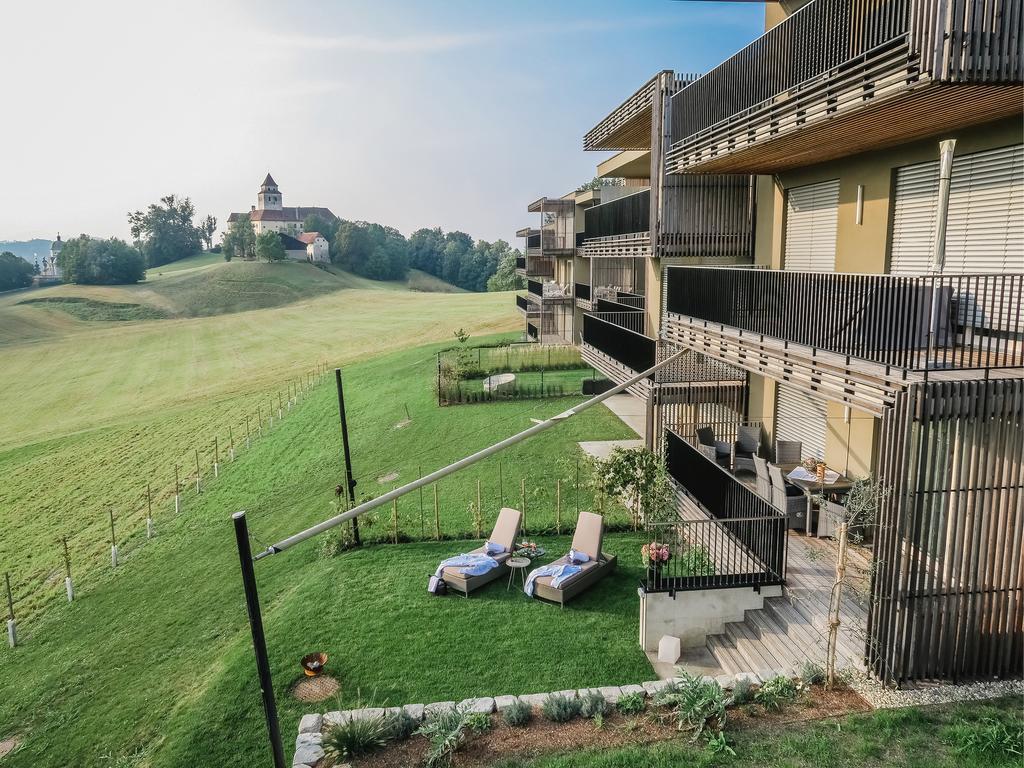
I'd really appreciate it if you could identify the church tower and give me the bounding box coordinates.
[257,173,283,211]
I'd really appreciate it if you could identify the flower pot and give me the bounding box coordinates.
[816,462,827,483]
[301,652,327,677]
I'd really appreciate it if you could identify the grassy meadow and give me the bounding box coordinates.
[0,258,649,766]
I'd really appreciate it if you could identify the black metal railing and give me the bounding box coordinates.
[670,0,1022,145]
[515,256,526,270]
[584,189,650,240]
[526,234,540,249]
[616,291,646,310]
[643,431,787,593]
[527,279,542,297]
[527,322,538,340]
[574,282,591,302]
[665,266,1024,371]
[596,297,644,315]
[582,313,655,372]
[526,257,555,278]
[515,294,529,312]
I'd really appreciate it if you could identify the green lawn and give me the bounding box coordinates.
[500,697,1024,768]
[0,331,639,767]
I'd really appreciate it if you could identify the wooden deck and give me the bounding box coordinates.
[705,532,872,676]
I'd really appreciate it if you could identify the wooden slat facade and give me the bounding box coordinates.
[868,378,1024,683]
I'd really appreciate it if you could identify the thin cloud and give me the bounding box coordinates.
[269,31,493,53]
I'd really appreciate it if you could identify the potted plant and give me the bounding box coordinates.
[641,541,671,571]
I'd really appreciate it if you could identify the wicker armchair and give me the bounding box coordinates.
[695,427,731,468]
[768,462,807,531]
[733,425,762,473]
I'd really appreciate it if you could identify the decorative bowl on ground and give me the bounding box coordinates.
[301,652,328,677]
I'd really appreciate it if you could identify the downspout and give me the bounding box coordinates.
[927,139,956,364]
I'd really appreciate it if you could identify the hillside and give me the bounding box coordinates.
[0,238,51,264]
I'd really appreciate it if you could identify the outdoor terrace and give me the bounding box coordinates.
[667,0,1024,174]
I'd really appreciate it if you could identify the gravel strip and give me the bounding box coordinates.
[847,673,1024,709]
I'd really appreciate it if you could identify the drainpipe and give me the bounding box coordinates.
[927,139,956,363]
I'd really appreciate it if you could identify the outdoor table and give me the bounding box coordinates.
[777,463,855,537]
[506,557,531,591]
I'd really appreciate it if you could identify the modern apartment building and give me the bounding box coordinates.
[521,0,1023,685]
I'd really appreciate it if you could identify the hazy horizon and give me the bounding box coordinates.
[2,0,762,244]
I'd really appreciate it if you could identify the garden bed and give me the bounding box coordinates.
[323,684,871,767]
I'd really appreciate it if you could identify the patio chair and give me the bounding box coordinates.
[695,427,731,468]
[528,511,617,607]
[768,463,807,531]
[753,455,772,500]
[438,507,522,597]
[733,425,762,474]
[774,439,803,465]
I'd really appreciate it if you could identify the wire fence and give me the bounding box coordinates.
[2,361,332,647]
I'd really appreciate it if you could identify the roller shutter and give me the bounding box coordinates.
[774,384,828,462]
[784,179,839,272]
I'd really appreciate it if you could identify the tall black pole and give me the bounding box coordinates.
[335,369,361,545]
[233,511,286,768]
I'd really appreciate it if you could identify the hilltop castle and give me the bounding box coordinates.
[227,174,335,263]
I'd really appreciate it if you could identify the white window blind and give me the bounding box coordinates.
[774,384,828,462]
[784,179,840,272]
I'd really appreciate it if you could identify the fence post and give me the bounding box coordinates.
[109,509,118,568]
[195,449,202,494]
[246,415,252,449]
[62,537,74,602]
[269,401,273,430]
[174,464,181,513]
[392,497,399,544]
[146,483,154,539]
[433,485,440,541]
[278,392,283,420]
[418,465,425,540]
[575,458,580,521]
[556,479,562,535]
[476,480,482,536]
[5,573,16,648]
[229,425,235,461]
[520,479,527,536]
[499,461,504,506]
[258,406,263,439]
[214,436,220,478]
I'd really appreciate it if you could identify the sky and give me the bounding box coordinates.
[0,0,764,244]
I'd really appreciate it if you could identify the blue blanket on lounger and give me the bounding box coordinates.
[434,553,499,579]
[524,563,582,597]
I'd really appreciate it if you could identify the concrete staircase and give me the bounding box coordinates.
[704,594,866,676]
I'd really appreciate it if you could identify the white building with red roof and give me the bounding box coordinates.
[226,173,337,241]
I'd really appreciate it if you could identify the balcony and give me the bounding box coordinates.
[523,255,554,279]
[668,0,1024,174]
[584,71,691,151]
[574,283,591,302]
[581,312,655,374]
[643,430,787,593]
[664,266,1024,373]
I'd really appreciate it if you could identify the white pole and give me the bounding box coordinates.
[255,349,688,560]
[6,619,15,648]
[214,461,220,479]
[174,494,180,514]
[65,577,74,602]
[111,545,119,569]
[146,517,154,539]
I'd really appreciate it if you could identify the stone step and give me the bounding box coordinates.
[705,632,747,675]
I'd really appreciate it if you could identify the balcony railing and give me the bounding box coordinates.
[527,279,542,297]
[582,313,655,372]
[668,0,1024,172]
[574,282,591,302]
[644,431,787,593]
[665,266,1024,371]
[515,256,526,271]
[525,256,555,278]
[515,294,530,312]
[584,189,650,240]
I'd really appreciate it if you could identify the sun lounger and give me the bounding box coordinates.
[439,507,522,597]
[528,511,616,607]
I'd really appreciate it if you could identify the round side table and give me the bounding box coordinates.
[506,557,531,591]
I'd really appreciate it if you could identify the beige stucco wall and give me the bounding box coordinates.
[755,117,1020,274]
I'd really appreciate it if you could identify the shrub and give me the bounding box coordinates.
[730,677,754,705]
[384,709,419,741]
[800,660,826,685]
[464,711,492,734]
[654,672,727,740]
[755,675,798,711]
[542,694,581,723]
[502,699,533,727]
[419,708,477,768]
[322,713,391,760]
[616,691,647,716]
[579,691,609,719]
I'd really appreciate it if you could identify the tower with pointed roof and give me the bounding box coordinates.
[257,173,282,211]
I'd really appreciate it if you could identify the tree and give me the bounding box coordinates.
[199,214,217,251]
[56,235,146,285]
[812,477,886,689]
[222,217,256,261]
[332,221,408,280]
[128,194,203,267]
[256,230,286,262]
[487,244,525,291]
[408,227,445,274]
[0,251,34,291]
[302,213,339,243]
